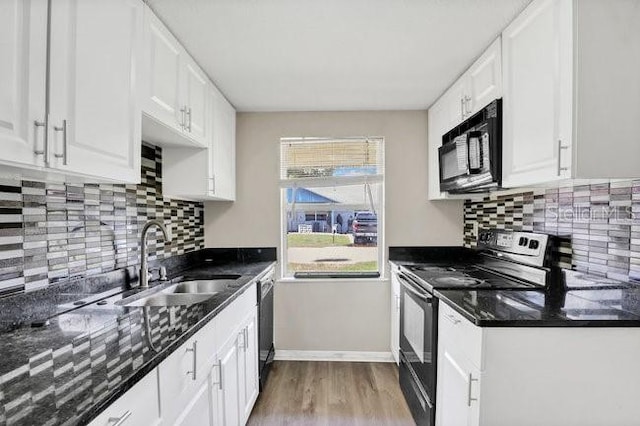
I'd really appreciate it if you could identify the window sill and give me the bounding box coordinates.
[277,276,388,284]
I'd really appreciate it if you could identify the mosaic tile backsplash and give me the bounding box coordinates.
[463,180,640,282]
[0,143,204,296]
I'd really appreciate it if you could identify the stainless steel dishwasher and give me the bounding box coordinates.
[257,267,275,390]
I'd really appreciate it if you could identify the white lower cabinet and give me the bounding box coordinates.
[239,310,259,421]
[390,269,400,365]
[88,369,161,426]
[436,301,640,426]
[211,307,259,426]
[437,338,480,426]
[91,283,260,426]
[212,333,241,426]
[159,331,213,426]
[174,380,212,426]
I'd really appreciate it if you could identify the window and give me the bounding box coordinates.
[280,137,384,279]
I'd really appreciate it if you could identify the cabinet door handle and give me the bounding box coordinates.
[460,98,465,120]
[464,95,472,116]
[212,359,224,390]
[187,107,192,132]
[53,119,68,165]
[238,328,245,350]
[180,106,187,130]
[557,140,569,176]
[186,340,197,381]
[108,410,132,426]
[467,374,479,406]
[33,120,47,161]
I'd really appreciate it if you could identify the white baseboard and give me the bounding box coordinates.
[274,350,394,363]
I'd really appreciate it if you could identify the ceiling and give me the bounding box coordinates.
[147,0,531,112]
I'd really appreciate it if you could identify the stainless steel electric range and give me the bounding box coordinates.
[391,229,559,426]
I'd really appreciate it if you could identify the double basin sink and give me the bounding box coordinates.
[116,274,242,307]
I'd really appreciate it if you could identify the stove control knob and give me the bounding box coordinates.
[519,237,528,246]
[529,240,540,250]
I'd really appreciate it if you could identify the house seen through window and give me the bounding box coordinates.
[280,137,384,278]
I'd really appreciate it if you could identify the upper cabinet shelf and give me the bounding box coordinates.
[502,0,640,188]
[428,38,502,201]
[0,0,143,184]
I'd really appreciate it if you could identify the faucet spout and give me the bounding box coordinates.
[140,220,171,288]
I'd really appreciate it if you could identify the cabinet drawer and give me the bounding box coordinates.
[89,369,160,426]
[439,302,483,369]
[214,283,257,347]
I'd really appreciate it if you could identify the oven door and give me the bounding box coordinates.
[398,273,437,407]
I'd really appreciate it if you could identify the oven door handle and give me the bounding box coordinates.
[398,274,432,303]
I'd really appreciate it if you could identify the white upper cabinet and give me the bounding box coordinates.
[141,5,209,148]
[467,38,502,117]
[48,0,142,183]
[502,0,571,188]
[182,56,210,146]
[143,8,184,135]
[502,0,640,187]
[210,86,236,201]
[0,0,141,183]
[443,38,503,131]
[163,85,236,201]
[427,38,501,200]
[0,0,48,169]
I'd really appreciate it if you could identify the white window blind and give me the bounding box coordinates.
[280,137,384,188]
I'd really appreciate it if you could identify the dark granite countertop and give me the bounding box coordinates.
[0,248,276,426]
[389,246,640,327]
[435,288,640,327]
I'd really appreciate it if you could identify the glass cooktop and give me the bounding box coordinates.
[403,263,539,290]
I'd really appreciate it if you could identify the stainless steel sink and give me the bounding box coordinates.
[119,293,215,307]
[116,275,242,307]
[169,280,231,294]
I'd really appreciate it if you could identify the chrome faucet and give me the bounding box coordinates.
[139,220,171,288]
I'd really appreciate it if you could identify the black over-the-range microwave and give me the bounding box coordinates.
[438,99,502,194]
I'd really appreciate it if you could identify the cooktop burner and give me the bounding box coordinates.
[435,276,484,286]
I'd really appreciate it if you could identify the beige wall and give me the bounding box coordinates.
[205,110,463,353]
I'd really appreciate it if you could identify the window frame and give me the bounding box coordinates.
[278,136,385,281]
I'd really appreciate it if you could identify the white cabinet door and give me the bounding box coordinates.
[212,334,241,426]
[436,347,481,426]
[390,272,400,364]
[48,0,142,183]
[175,380,212,426]
[239,310,259,422]
[210,88,236,200]
[0,0,48,168]
[159,337,203,426]
[427,96,447,200]
[502,0,573,188]
[88,369,161,426]
[467,38,502,116]
[445,80,468,129]
[143,6,184,135]
[182,56,209,147]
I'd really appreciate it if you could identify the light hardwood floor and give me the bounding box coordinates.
[248,361,415,426]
